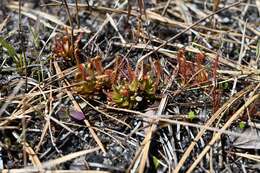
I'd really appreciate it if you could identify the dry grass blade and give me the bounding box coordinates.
[0,80,24,117]
[106,106,260,139]
[176,0,192,26]
[0,15,9,32]
[1,170,108,173]
[138,125,154,173]
[0,101,46,127]
[4,147,101,173]
[81,98,131,128]
[256,0,260,14]
[106,13,126,44]
[115,42,260,87]
[136,1,242,67]
[41,147,100,168]
[234,152,260,162]
[213,0,221,12]
[12,132,42,168]
[23,144,42,168]
[46,1,248,38]
[132,96,167,172]
[6,3,90,34]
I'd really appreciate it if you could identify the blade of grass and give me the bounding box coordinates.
[0,36,19,63]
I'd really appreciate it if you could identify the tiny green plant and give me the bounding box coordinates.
[0,36,17,60]
[108,59,161,109]
[188,111,196,121]
[28,25,40,49]
[220,82,229,90]
[51,31,161,109]
[52,30,83,65]
[152,155,160,170]
[74,56,112,96]
[110,74,157,109]
[239,121,246,129]
[177,49,208,86]
[73,55,161,109]
[0,36,27,74]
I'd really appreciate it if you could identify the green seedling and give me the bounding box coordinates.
[28,25,40,49]
[110,76,156,109]
[74,56,111,96]
[220,82,229,90]
[0,36,18,62]
[0,36,27,74]
[152,155,160,170]
[188,111,196,121]
[52,30,83,66]
[109,59,161,109]
[239,121,246,129]
[74,55,161,110]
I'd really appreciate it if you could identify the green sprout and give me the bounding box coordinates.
[188,111,196,121]
[74,56,161,110]
[0,36,27,74]
[239,121,246,129]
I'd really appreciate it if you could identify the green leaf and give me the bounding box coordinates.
[28,25,40,48]
[0,36,18,62]
[188,111,196,121]
[142,77,154,95]
[129,79,139,92]
[121,100,129,107]
[112,92,124,104]
[152,156,160,170]
[239,121,246,129]
[223,82,229,90]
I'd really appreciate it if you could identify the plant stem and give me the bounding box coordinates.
[75,0,80,29]
[62,0,80,66]
[18,0,28,91]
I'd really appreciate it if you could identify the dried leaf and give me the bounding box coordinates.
[194,53,208,84]
[153,60,161,86]
[213,0,220,12]
[177,49,193,84]
[233,128,260,149]
[195,52,205,64]
[177,49,187,82]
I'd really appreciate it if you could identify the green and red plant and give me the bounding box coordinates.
[51,30,162,109]
[52,30,83,65]
[74,56,112,95]
[109,62,161,109]
[177,49,208,86]
[73,56,161,109]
